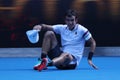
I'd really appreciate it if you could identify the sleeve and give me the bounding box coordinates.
[52,24,63,34]
[82,27,92,41]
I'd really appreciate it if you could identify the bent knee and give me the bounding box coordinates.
[44,31,56,38]
[45,31,54,36]
[61,54,73,65]
[63,54,73,61]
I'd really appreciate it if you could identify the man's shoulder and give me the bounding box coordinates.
[77,24,85,28]
[77,24,88,33]
[77,24,87,29]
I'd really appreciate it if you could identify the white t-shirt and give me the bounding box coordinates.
[52,24,92,66]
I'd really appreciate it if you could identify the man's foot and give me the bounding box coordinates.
[33,58,47,70]
[37,58,48,71]
[33,60,42,70]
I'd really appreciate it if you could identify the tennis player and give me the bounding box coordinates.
[33,9,98,71]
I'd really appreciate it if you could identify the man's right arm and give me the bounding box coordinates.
[33,24,53,31]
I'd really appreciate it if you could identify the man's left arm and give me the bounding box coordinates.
[86,37,98,70]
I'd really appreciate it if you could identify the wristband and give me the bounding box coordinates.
[88,52,94,60]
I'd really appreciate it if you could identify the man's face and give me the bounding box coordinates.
[65,16,77,30]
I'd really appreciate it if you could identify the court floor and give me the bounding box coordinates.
[0,57,119,80]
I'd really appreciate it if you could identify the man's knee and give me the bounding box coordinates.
[44,31,55,38]
[56,54,76,70]
[63,54,73,64]
[56,54,73,66]
[43,31,58,48]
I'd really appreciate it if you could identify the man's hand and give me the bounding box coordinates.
[88,60,98,70]
[33,25,42,31]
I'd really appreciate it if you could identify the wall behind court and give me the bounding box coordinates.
[0,0,120,47]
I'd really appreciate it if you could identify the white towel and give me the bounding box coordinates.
[26,30,39,43]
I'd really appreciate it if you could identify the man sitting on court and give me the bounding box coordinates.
[33,9,98,71]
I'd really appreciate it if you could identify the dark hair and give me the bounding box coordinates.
[65,9,78,18]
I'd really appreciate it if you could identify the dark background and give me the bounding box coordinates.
[0,0,120,47]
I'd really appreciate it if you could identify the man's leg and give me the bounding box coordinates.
[41,31,58,58]
[48,53,77,69]
[34,31,58,71]
[41,31,74,67]
[52,53,75,67]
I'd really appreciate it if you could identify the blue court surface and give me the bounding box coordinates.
[0,57,120,80]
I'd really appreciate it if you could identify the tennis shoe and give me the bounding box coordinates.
[33,60,42,70]
[37,58,48,71]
